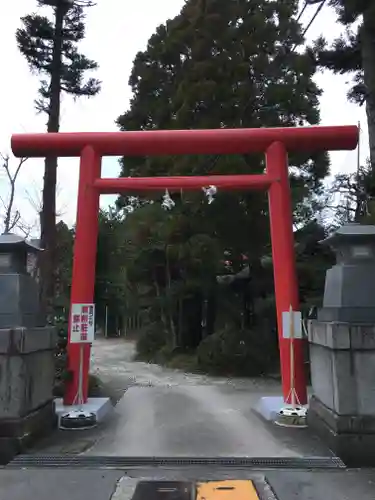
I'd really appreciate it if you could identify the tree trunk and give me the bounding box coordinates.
[153,274,167,328]
[243,284,254,329]
[205,286,217,337]
[39,3,65,320]
[361,6,375,172]
[165,247,177,348]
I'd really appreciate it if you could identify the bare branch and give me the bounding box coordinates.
[25,180,66,220]
[25,184,42,214]
[16,218,38,238]
[8,210,21,232]
[1,154,29,234]
[0,195,8,211]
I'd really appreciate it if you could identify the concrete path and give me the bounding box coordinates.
[2,467,375,500]
[87,338,327,458]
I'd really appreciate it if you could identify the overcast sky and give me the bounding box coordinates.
[0,1,368,235]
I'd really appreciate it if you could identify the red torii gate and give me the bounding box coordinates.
[11,125,358,406]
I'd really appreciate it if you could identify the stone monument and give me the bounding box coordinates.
[0,233,56,464]
[308,223,375,466]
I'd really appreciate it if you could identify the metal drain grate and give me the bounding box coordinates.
[6,455,346,469]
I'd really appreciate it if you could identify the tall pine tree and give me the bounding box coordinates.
[312,1,375,170]
[16,0,100,316]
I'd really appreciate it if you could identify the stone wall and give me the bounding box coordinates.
[0,326,56,464]
[308,320,375,466]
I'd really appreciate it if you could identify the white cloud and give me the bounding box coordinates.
[0,1,368,234]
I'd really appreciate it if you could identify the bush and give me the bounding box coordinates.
[53,317,72,397]
[135,322,169,362]
[196,325,279,377]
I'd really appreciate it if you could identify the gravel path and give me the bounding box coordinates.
[90,336,280,397]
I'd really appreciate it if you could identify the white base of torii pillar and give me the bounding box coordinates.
[255,306,309,426]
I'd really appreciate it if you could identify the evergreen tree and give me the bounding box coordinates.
[16,0,100,315]
[115,0,330,352]
[117,0,329,243]
[312,1,375,169]
[54,220,75,312]
[95,208,131,331]
[118,0,328,196]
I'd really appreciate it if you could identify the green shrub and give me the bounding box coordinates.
[53,317,72,397]
[166,352,198,371]
[154,344,176,363]
[135,322,169,361]
[196,325,279,377]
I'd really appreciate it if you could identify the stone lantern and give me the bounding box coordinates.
[0,233,42,328]
[0,233,57,464]
[318,223,375,323]
[308,223,375,467]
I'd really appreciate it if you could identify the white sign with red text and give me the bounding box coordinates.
[70,303,95,343]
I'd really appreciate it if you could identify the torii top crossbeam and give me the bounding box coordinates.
[11,125,358,158]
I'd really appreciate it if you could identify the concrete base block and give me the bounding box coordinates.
[308,395,375,467]
[254,396,309,422]
[54,397,112,427]
[254,396,283,421]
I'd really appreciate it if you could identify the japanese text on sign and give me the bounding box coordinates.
[70,303,95,343]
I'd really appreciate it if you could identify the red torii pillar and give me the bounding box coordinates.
[11,125,359,406]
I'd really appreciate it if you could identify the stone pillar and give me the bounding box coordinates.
[308,224,375,466]
[0,234,56,464]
